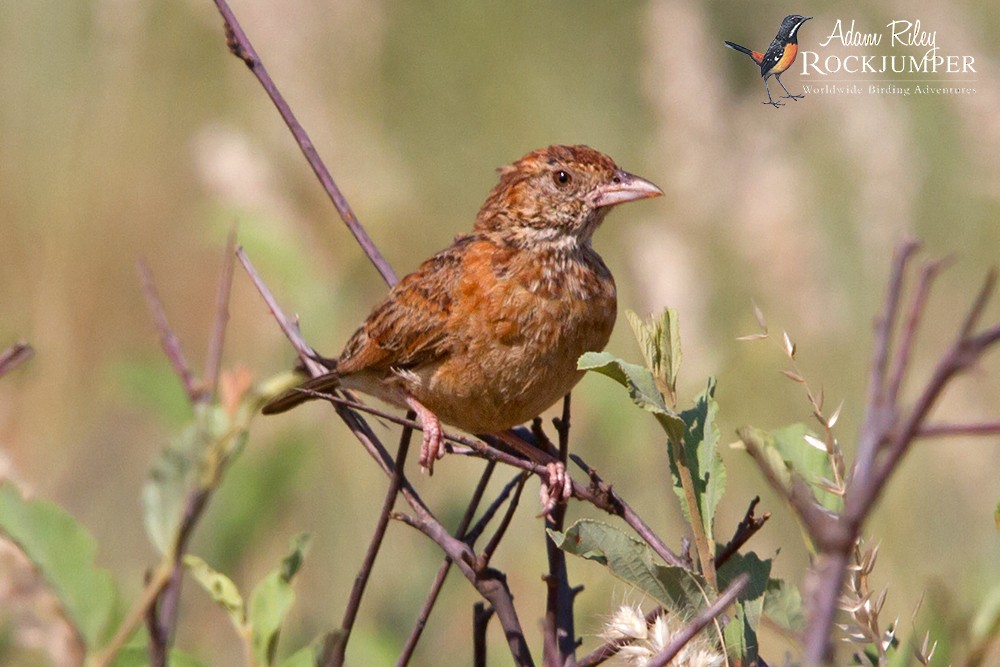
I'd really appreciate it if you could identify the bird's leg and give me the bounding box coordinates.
[777,75,805,100]
[404,395,444,475]
[493,430,571,519]
[762,78,784,108]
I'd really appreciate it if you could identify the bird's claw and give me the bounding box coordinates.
[537,461,572,520]
[417,414,444,475]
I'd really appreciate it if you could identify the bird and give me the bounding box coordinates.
[262,145,662,506]
[725,15,812,108]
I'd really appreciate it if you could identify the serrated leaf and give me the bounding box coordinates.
[626,309,682,402]
[578,351,684,441]
[669,379,725,542]
[250,533,313,666]
[549,520,706,613]
[184,554,246,630]
[0,482,117,647]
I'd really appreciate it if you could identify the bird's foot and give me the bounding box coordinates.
[763,99,785,108]
[405,396,444,475]
[781,93,805,100]
[537,461,572,520]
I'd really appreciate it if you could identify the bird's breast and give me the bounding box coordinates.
[412,239,617,433]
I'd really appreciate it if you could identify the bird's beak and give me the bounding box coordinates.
[591,170,664,208]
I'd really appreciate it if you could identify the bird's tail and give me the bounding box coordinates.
[261,370,341,414]
[724,40,764,64]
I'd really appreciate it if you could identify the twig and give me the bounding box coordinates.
[478,474,528,570]
[204,228,237,399]
[137,259,203,402]
[464,473,531,547]
[645,574,749,667]
[236,248,321,374]
[330,418,414,666]
[473,602,495,667]
[884,259,945,407]
[396,462,497,666]
[543,394,578,667]
[570,454,687,568]
[210,0,397,287]
[917,421,1000,438]
[0,342,33,378]
[714,497,770,569]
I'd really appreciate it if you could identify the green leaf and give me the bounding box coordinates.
[578,351,685,441]
[669,379,725,542]
[249,533,313,666]
[625,309,682,402]
[717,550,771,602]
[143,405,249,555]
[722,600,760,664]
[762,578,805,631]
[0,482,117,647]
[183,554,246,630]
[143,422,204,555]
[549,520,705,613]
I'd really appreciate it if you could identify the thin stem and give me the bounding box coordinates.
[884,259,944,407]
[478,475,527,569]
[137,259,202,402]
[396,462,497,667]
[331,417,414,666]
[917,421,1000,438]
[211,0,397,287]
[204,228,237,399]
[543,394,577,667]
[570,455,687,568]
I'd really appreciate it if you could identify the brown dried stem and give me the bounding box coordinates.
[210,0,397,287]
[330,419,414,666]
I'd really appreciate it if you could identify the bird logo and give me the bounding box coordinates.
[725,15,812,108]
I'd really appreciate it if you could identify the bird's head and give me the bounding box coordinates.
[781,15,812,40]
[474,145,662,246]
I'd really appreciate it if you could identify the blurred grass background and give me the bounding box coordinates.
[1,0,998,664]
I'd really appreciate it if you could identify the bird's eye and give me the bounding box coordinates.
[553,170,572,187]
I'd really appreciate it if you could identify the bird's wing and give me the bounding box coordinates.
[336,235,474,376]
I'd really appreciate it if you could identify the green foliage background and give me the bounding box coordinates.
[1,1,998,664]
